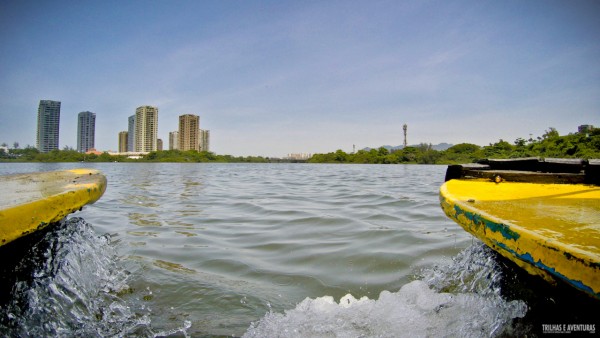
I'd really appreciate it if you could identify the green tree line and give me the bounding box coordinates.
[2,128,599,163]
[0,146,270,163]
[0,146,128,162]
[142,150,269,163]
[308,127,600,164]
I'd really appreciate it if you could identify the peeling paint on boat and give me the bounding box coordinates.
[440,179,600,299]
[0,169,107,246]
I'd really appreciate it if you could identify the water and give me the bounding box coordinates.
[0,163,597,337]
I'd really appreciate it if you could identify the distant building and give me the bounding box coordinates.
[179,114,200,151]
[128,115,136,152]
[85,148,103,155]
[118,131,128,153]
[287,153,312,160]
[108,151,147,159]
[169,131,179,150]
[134,106,158,152]
[157,138,163,151]
[578,125,595,134]
[199,129,210,152]
[77,111,96,153]
[36,100,61,152]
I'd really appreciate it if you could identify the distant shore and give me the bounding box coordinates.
[1,128,599,164]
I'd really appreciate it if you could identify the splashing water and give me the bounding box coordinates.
[422,241,506,296]
[0,164,548,336]
[243,243,527,338]
[0,217,191,337]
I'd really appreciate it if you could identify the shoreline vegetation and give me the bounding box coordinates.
[1,128,599,164]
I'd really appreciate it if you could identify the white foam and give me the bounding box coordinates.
[244,243,528,338]
[244,280,526,338]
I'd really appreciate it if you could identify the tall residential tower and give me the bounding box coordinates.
[199,129,210,152]
[134,106,158,152]
[77,111,96,153]
[128,114,136,152]
[169,131,179,150]
[118,131,128,153]
[178,114,200,151]
[36,100,61,152]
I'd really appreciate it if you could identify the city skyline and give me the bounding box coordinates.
[30,98,213,155]
[1,1,599,157]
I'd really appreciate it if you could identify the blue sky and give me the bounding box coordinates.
[1,0,598,157]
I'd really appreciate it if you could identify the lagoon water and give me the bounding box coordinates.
[0,163,596,337]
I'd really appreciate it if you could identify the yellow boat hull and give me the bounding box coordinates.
[440,179,600,299]
[0,169,107,246]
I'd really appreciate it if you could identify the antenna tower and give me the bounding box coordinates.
[403,124,408,148]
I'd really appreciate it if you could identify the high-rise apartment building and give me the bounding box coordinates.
[178,114,200,151]
[199,129,210,152]
[169,131,179,150]
[578,125,595,134]
[118,131,128,153]
[134,106,158,152]
[128,115,136,152]
[157,139,163,151]
[36,100,61,152]
[77,111,96,153]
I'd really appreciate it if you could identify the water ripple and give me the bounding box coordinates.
[1,163,538,337]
